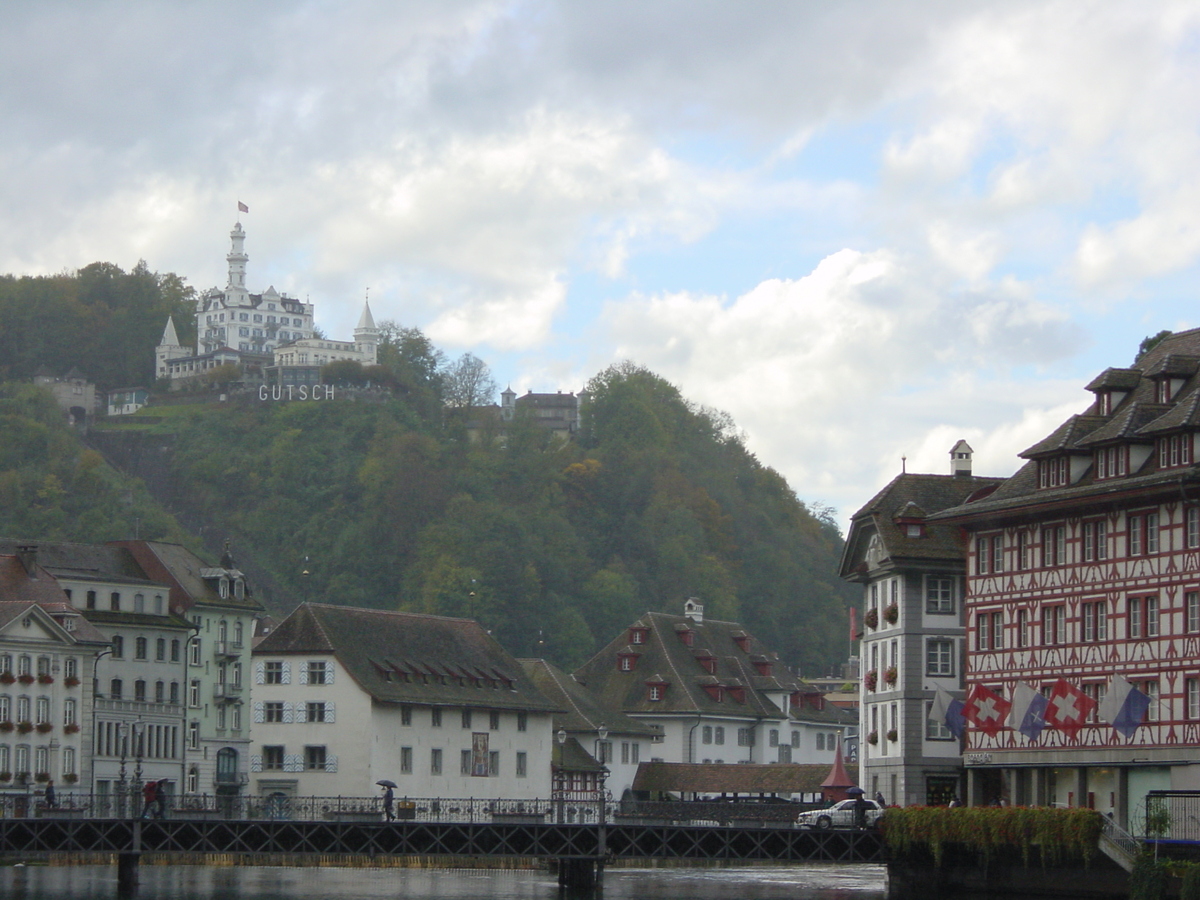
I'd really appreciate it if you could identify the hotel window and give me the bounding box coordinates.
[431,708,442,727]
[991,612,1004,650]
[1189,508,1200,549]
[1189,679,1200,720]
[992,535,1005,574]
[976,537,990,575]
[1096,601,1108,640]
[1129,516,1143,556]
[400,747,413,774]
[1146,596,1160,637]
[1017,609,1028,648]
[431,748,442,775]
[1018,532,1031,570]
[1147,513,1160,553]
[1083,603,1095,642]
[461,709,472,729]
[1042,526,1066,566]
[516,751,527,778]
[1039,456,1068,488]
[1189,592,1200,633]
[926,639,953,677]
[306,746,327,771]
[1146,680,1160,721]
[1129,598,1143,639]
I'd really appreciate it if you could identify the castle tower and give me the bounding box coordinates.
[354,300,379,366]
[155,316,188,380]
[225,222,250,307]
[501,386,516,421]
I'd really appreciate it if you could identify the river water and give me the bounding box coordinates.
[1,864,888,900]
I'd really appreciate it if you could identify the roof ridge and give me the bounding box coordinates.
[544,662,598,730]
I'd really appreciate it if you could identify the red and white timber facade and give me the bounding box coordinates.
[933,328,1200,828]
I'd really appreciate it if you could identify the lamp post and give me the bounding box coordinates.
[117,722,128,817]
[132,720,145,787]
[555,728,567,824]
[593,725,609,824]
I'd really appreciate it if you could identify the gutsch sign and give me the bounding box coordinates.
[258,384,337,402]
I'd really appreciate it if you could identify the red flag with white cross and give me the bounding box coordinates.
[963,684,1012,737]
[1045,678,1096,739]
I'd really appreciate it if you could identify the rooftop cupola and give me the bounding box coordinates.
[950,439,973,476]
[683,597,704,623]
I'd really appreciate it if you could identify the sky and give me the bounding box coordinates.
[4,1,1200,530]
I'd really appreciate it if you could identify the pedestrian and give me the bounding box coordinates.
[874,790,886,807]
[383,785,395,821]
[44,779,56,809]
[948,794,961,808]
[156,779,168,819]
[853,793,868,829]
[141,780,157,819]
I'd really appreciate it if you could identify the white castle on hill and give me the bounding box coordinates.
[156,221,378,388]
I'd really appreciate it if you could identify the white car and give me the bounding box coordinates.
[796,798,885,830]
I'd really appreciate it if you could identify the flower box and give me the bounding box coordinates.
[864,670,878,691]
[0,722,13,733]
[63,773,78,784]
[16,722,33,734]
[863,608,879,629]
[17,674,34,685]
[35,723,52,734]
[64,723,80,734]
[37,674,53,685]
[64,676,80,687]
[884,666,898,685]
[0,772,10,782]
[0,672,14,685]
[34,772,49,783]
[883,603,899,625]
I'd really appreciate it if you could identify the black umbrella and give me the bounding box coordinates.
[376,779,398,789]
[845,786,865,795]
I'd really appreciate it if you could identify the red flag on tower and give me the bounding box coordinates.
[238,201,249,213]
[963,683,1012,737]
[1044,678,1096,739]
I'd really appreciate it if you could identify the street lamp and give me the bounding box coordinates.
[116,722,128,817]
[555,729,567,824]
[132,720,145,786]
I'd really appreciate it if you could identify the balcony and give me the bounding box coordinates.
[214,641,243,658]
[213,683,244,701]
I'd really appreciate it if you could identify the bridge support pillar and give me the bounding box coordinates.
[557,857,603,889]
[117,852,140,894]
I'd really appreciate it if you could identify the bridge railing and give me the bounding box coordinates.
[0,793,623,824]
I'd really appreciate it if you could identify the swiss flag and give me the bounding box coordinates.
[1045,678,1096,739]
[963,684,1012,737]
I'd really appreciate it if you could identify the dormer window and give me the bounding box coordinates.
[1159,434,1193,469]
[219,577,229,599]
[702,684,724,702]
[1157,379,1172,403]
[728,686,746,703]
[753,660,773,677]
[1099,392,1112,415]
[677,629,694,647]
[1038,457,1069,489]
[645,676,669,702]
[905,524,924,538]
[697,656,717,675]
[617,652,639,672]
[1095,445,1128,480]
[732,634,751,652]
[629,627,648,645]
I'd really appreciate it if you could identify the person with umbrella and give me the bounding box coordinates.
[155,779,169,819]
[847,786,868,829]
[378,780,396,821]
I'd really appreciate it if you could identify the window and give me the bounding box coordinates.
[1017,609,1028,648]
[1083,603,1095,642]
[461,750,471,775]
[1018,531,1032,570]
[169,682,179,704]
[991,612,1004,650]
[134,593,145,613]
[307,661,327,684]
[35,697,49,724]
[489,710,500,731]
[926,639,953,677]
[1146,680,1160,721]
[304,748,328,772]
[791,730,800,748]
[489,751,499,776]
[703,725,713,744]
[307,702,326,723]
[1039,456,1069,488]
[64,657,76,681]
[462,709,472,729]
[648,685,663,701]
[597,741,612,764]
[992,535,1005,573]
[189,680,200,708]
[1129,516,1143,556]
[188,720,199,750]
[86,590,96,610]
[431,708,442,727]
[517,711,527,732]
[737,728,754,747]
[111,636,124,659]
[715,726,725,745]
[189,638,201,666]
[1188,592,1200,633]
[135,637,147,660]
[1040,605,1065,644]
[1146,596,1160,637]
[134,680,146,702]
[155,639,165,661]
[1189,508,1200,549]
[63,698,76,727]
[1189,679,1200,720]
[110,679,123,700]
[62,746,75,778]
[1147,513,1160,553]
[110,592,121,611]
[926,577,954,614]
[976,613,990,651]
[431,748,443,775]
[619,656,634,672]
[265,661,284,684]
[1097,521,1108,560]
[400,747,413,774]
[975,537,989,575]
[1129,597,1143,639]
[1084,522,1096,562]
[263,746,285,770]
[170,640,181,662]
[1096,602,1108,640]
[265,702,285,723]
[401,706,412,726]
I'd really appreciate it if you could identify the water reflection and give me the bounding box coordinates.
[0,864,889,900]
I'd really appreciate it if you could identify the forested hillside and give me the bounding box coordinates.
[0,262,856,676]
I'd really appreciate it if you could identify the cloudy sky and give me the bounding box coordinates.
[4,1,1200,528]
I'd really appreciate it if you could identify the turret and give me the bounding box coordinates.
[354,300,379,365]
[225,222,250,306]
[950,440,973,476]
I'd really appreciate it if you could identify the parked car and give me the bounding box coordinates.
[796,798,885,830]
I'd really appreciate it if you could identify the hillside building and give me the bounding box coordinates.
[156,222,377,386]
[932,329,1200,827]
[838,447,1003,807]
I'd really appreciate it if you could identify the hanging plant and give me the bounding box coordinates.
[35,723,52,734]
[883,603,899,624]
[34,772,49,783]
[0,722,13,733]
[884,666,898,685]
[886,729,898,742]
[37,674,53,685]
[17,674,34,685]
[865,670,878,691]
[0,672,14,685]
[63,773,78,785]
[864,608,879,629]
[16,721,33,734]
[867,730,879,745]
[64,723,80,734]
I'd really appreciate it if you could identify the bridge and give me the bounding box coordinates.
[0,811,885,891]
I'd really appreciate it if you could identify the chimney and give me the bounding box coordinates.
[683,597,704,623]
[950,440,973,476]
[15,545,38,577]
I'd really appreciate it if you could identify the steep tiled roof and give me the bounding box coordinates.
[572,611,797,720]
[0,600,109,645]
[631,762,856,794]
[256,603,560,713]
[1019,415,1106,457]
[518,659,659,737]
[0,556,71,605]
[0,540,156,587]
[112,541,263,613]
[839,473,1004,578]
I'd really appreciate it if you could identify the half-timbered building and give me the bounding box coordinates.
[933,329,1200,827]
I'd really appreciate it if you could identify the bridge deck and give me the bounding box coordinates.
[0,818,885,864]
